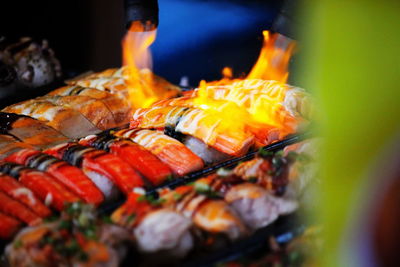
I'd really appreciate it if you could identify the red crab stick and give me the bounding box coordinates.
[5,149,104,205]
[45,143,144,195]
[0,191,42,226]
[110,141,172,185]
[0,174,51,217]
[0,212,21,239]
[0,163,81,211]
[80,135,172,186]
[115,129,204,176]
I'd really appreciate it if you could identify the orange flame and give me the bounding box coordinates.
[199,31,296,87]
[247,31,295,83]
[122,22,158,108]
[190,31,298,144]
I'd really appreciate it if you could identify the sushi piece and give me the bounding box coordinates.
[224,183,298,230]
[68,67,181,102]
[115,129,204,176]
[130,106,254,156]
[111,192,194,258]
[0,112,69,149]
[0,191,42,226]
[160,185,248,241]
[47,85,131,126]
[67,76,129,98]
[194,174,298,230]
[41,95,117,130]
[183,135,231,165]
[0,174,51,217]
[0,162,80,211]
[45,143,144,197]
[80,134,172,186]
[5,149,104,205]
[0,134,35,160]
[0,212,21,240]
[151,79,310,144]
[5,203,132,267]
[3,99,101,139]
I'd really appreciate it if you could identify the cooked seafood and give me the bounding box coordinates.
[0,134,34,160]
[0,162,80,211]
[45,143,144,197]
[131,106,255,156]
[40,95,117,130]
[0,112,69,149]
[0,191,42,226]
[193,175,298,230]
[0,173,51,218]
[183,135,230,164]
[161,185,248,241]
[48,85,131,126]
[67,76,130,98]
[80,134,172,186]
[151,79,312,144]
[234,141,318,197]
[182,79,311,122]
[5,149,104,205]
[224,183,297,230]
[5,203,132,267]
[68,67,181,103]
[0,212,21,240]
[115,129,204,176]
[112,192,194,258]
[3,99,100,139]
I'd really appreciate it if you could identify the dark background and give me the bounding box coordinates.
[0,0,281,85]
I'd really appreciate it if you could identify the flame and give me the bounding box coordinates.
[247,31,295,83]
[189,31,298,144]
[122,22,159,108]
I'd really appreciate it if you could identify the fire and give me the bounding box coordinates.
[198,31,296,87]
[190,31,298,143]
[122,22,160,108]
[247,31,295,83]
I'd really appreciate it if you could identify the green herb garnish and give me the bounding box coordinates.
[13,239,23,249]
[194,182,221,199]
[138,194,166,206]
[166,175,174,182]
[173,192,183,201]
[101,216,113,224]
[194,182,211,193]
[258,148,274,158]
[248,177,258,183]
[58,220,71,230]
[126,213,136,224]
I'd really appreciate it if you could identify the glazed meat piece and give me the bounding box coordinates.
[0,112,69,149]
